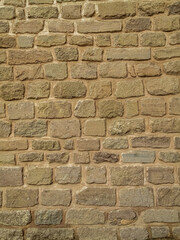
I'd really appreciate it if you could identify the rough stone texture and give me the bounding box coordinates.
[111,166,144,186]
[135,62,161,77]
[122,151,155,163]
[112,33,138,47]
[69,35,93,46]
[0,83,25,101]
[56,166,81,184]
[93,152,119,163]
[151,226,170,239]
[150,118,180,134]
[157,187,180,206]
[19,152,43,162]
[103,138,128,150]
[44,63,67,80]
[154,16,180,32]
[27,167,53,185]
[138,1,165,16]
[140,98,166,116]
[66,208,105,225]
[32,139,60,150]
[71,63,97,79]
[89,80,112,99]
[131,136,171,148]
[62,5,82,19]
[7,102,34,120]
[18,35,34,48]
[76,187,116,206]
[0,153,15,164]
[84,119,106,136]
[147,167,174,185]
[74,100,95,117]
[82,48,103,62]
[41,189,71,206]
[48,20,74,33]
[0,229,23,240]
[78,227,117,240]
[27,82,50,99]
[73,152,90,164]
[159,151,180,163]
[143,209,179,223]
[13,20,44,34]
[169,97,180,115]
[55,47,78,61]
[140,32,166,47]
[28,6,59,19]
[0,210,31,226]
[46,152,69,164]
[96,34,111,47]
[0,167,23,187]
[0,120,11,138]
[172,227,180,240]
[37,34,66,47]
[0,66,13,81]
[119,187,154,207]
[125,18,151,32]
[86,166,106,184]
[119,227,149,240]
[35,209,62,225]
[109,209,136,226]
[77,138,100,151]
[15,65,43,81]
[0,140,28,151]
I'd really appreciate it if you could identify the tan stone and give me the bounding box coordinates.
[154,16,180,31]
[69,35,93,46]
[147,167,174,184]
[41,189,71,206]
[100,62,127,78]
[112,33,138,47]
[0,36,16,48]
[84,3,95,18]
[71,63,97,79]
[73,152,90,164]
[46,152,69,164]
[0,51,6,64]
[98,100,124,118]
[95,34,111,47]
[32,139,60,151]
[89,80,112,99]
[84,119,106,136]
[0,121,11,138]
[36,34,66,47]
[18,36,34,48]
[0,7,15,20]
[48,20,74,33]
[138,1,165,16]
[74,100,95,117]
[4,0,26,7]
[7,102,34,120]
[86,166,106,184]
[140,32,166,47]
[62,5,81,19]
[0,83,25,101]
[0,140,28,151]
[163,60,180,75]
[77,138,100,151]
[15,65,44,81]
[27,82,50,99]
[27,167,53,185]
[153,47,180,60]
[55,47,78,61]
[140,98,166,116]
[103,138,128,150]
[0,21,9,33]
[169,97,180,115]
[135,62,161,77]
[0,66,13,81]
[77,21,121,33]
[125,18,151,32]
[56,166,81,184]
[125,100,138,118]
[28,6,58,19]
[0,167,23,187]
[13,20,44,34]
[82,48,103,61]
[150,118,180,133]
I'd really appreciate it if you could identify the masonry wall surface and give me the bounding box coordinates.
[0,0,180,239]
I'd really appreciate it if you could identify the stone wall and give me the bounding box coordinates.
[0,0,180,239]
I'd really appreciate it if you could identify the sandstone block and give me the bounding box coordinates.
[125,100,138,118]
[0,21,9,33]
[84,119,105,136]
[135,62,161,77]
[0,7,15,20]
[18,35,34,48]
[154,47,180,60]
[86,166,106,184]
[36,34,66,47]
[0,51,6,63]
[151,226,170,239]
[0,140,28,151]
[0,83,24,101]
[143,209,179,223]
[0,229,23,240]
[169,31,180,45]
[159,151,180,163]
[89,80,112,99]
[73,152,90,164]
[168,1,180,15]
[131,136,170,148]
[109,210,136,226]
[54,81,86,99]
[63,139,74,150]
[4,0,25,7]
[150,118,180,133]
[138,1,165,16]
[154,16,180,31]
[27,167,53,185]
[0,103,5,118]
[103,138,128,150]
[77,21,121,33]
[82,48,103,61]
[27,82,50,99]
[98,100,123,118]
[147,167,174,185]
[122,151,155,163]
[6,189,38,208]
[28,6,58,19]
[35,209,62,225]
[71,63,97,79]
[77,138,100,151]
[37,101,71,118]
[69,35,93,46]
[0,36,16,48]
[0,210,31,226]
[29,0,53,4]
[100,62,127,78]
[111,166,144,186]
[172,227,180,240]
[0,153,15,164]
[0,167,23,187]
[7,102,34,120]
[62,5,81,19]
[84,3,95,18]
[170,97,180,115]
[157,187,180,206]
[74,100,95,118]
[14,120,47,137]
[119,227,148,240]
[76,187,116,206]
[119,187,154,207]
[125,18,151,32]
[95,34,111,47]
[15,65,44,81]
[93,152,119,163]
[0,121,11,138]
[50,119,80,138]
[32,139,60,151]
[140,32,166,47]
[140,98,165,116]
[56,166,81,184]
[66,208,105,225]
[48,20,74,33]
[55,47,78,61]
[163,60,180,75]
[41,189,71,206]
[78,227,117,240]
[19,152,43,162]
[116,79,144,98]
[175,137,180,149]
[112,33,138,47]
[46,152,69,164]
[13,20,44,34]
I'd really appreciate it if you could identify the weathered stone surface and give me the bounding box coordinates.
[15,65,43,81]
[93,152,119,163]
[0,210,31,226]
[163,60,180,75]
[37,101,71,118]
[0,83,24,101]
[29,0,53,4]
[13,20,44,33]
[0,36,16,48]
[77,21,121,33]
[100,62,127,78]
[35,210,62,225]
[125,18,151,32]
[74,100,95,118]
[7,102,34,120]
[18,35,34,48]
[168,1,180,15]
[76,187,116,206]
[4,0,26,7]
[73,152,90,164]
[138,1,165,16]
[44,63,67,80]
[8,50,53,65]
[154,16,180,31]
[119,227,149,240]
[175,137,180,149]
[172,227,180,239]
[86,166,106,184]
[110,119,145,136]
[151,118,180,133]
[122,151,155,163]
[0,121,11,138]
[84,119,105,136]
[82,48,103,61]
[143,209,179,223]
[140,32,166,47]
[153,47,180,60]
[169,31,180,45]
[109,210,136,226]
[62,5,81,19]
[69,35,93,46]
[19,152,43,162]
[16,9,25,20]
[28,6,58,19]
[0,21,9,33]
[147,167,174,185]
[170,97,180,115]
[99,100,123,118]
[98,2,136,19]
[55,47,78,61]
[111,166,144,186]
[32,139,60,151]
[26,228,74,240]
[48,20,74,33]
[131,136,171,148]
[157,187,180,206]
[0,103,5,118]
[71,63,97,79]
[107,48,150,61]
[125,100,139,118]
[135,62,161,77]
[140,98,165,116]
[41,189,71,206]
[0,153,15,164]
[112,33,138,47]
[0,7,15,20]
[0,229,23,240]
[27,82,50,99]
[63,139,74,150]
[0,51,6,63]
[54,81,86,99]
[77,138,100,151]
[78,227,117,240]
[84,3,95,18]
[66,208,105,224]
[159,151,180,163]
[27,167,53,185]
[89,80,112,99]
[56,166,81,184]
[96,34,111,47]
[116,79,144,98]
[119,187,154,207]
[146,77,180,95]
[0,167,23,187]
[14,120,47,137]
[151,226,170,239]
[37,34,66,47]
[6,189,38,208]
[50,119,80,138]
[46,152,69,164]
[103,138,128,150]
[0,140,28,151]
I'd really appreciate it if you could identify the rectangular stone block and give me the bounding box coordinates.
[99,62,127,78]
[36,34,66,47]
[82,48,103,61]
[19,152,43,162]
[76,187,116,206]
[44,63,67,80]
[119,227,149,240]
[0,210,31,226]
[154,16,180,31]
[151,118,180,133]
[56,166,81,184]
[163,60,180,75]
[119,187,154,207]
[28,6,58,19]
[86,166,106,184]
[0,83,24,101]
[0,121,11,138]
[0,140,28,151]
[62,4,82,19]
[78,227,117,240]
[138,1,165,16]
[27,167,53,185]
[27,82,50,99]
[159,151,180,163]
[157,187,180,206]
[13,20,44,34]
[48,20,74,33]
[103,138,128,150]
[175,137,180,149]
[143,209,179,223]
[131,136,171,148]
[108,209,136,226]
[0,7,15,20]
[125,18,151,32]
[73,152,90,164]
[153,47,180,60]
[140,32,166,47]
[71,63,97,79]
[0,153,15,164]
[0,51,6,64]
[0,229,23,240]
[7,102,34,119]
[112,33,138,47]
[147,167,174,185]
[15,65,43,81]
[122,151,155,163]
[151,226,170,239]
[32,139,60,151]
[69,35,93,46]
[0,66,13,81]
[84,119,105,136]
[140,98,166,116]
[35,209,62,225]
[0,21,9,33]
[0,167,23,187]
[93,152,119,163]
[46,152,69,164]
[77,138,100,151]
[135,62,161,77]
[41,189,71,206]
[169,97,180,115]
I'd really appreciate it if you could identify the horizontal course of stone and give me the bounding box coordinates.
[0,0,180,239]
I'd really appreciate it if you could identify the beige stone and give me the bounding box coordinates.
[74,100,95,117]
[36,34,66,47]
[27,167,53,185]
[95,34,111,47]
[62,5,81,19]
[28,6,58,19]
[84,119,105,136]
[140,98,166,116]
[100,62,127,78]
[77,138,100,151]
[82,48,103,61]
[13,20,44,34]
[89,80,112,99]
[112,33,138,47]
[98,100,124,118]
[86,166,106,184]
[7,102,34,120]
[77,21,121,33]
[27,82,50,99]
[15,65,44,81]
[69,35,93,46]
[71,63,97,79]
[0,83,24,101]
[125,100,138,118]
